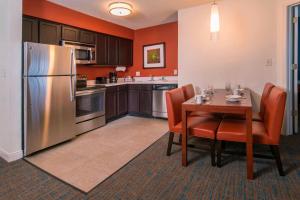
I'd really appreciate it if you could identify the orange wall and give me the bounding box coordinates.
[23,0,178,80]
[128,22,178,77]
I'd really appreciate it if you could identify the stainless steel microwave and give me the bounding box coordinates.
[62,40,96,64]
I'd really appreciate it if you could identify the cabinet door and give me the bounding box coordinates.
[62,26,80,42]
[128,89,140,113]
[105,87,117,121]
[139,90,153,116]
[22,17,38,43]
[39,21,62,45]
[117,86,128,116]
[107,36,119,65]
[80,30,96,44]
[119,38,133,66]
[96,33,108,65]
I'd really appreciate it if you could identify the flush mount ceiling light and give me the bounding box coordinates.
[210,1,220,33]
[109,2,133,16]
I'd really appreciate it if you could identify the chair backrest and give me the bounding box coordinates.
[182,84,195,101]
[166,88,186,132]
[260,82,275,117]
[263,87,287,144]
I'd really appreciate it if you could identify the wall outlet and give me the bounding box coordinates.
[265,58,273,67]
[136,71,141,77]
[173,69,178,75]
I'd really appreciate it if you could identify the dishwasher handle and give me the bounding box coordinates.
[152,84,178,90]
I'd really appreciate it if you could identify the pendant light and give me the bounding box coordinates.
[210,1,220,33]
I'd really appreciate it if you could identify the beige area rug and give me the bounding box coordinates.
[25,116,168,193]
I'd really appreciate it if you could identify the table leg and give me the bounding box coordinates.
[182,108,187,167]
[246,109,253,179]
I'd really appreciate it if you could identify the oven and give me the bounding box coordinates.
[76,87,106,135]
[62,40,96,64]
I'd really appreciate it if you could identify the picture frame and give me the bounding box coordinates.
[143,42,166,68]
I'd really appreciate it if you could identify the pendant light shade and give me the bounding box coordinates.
[210,2,220,33]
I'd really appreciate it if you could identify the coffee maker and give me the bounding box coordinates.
[109,72,118,83]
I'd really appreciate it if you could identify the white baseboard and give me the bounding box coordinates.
[0,147,23,162]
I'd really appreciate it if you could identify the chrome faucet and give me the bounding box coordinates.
[150,75,154,81]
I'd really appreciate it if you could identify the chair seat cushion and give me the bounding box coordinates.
[223,112,263,122]
[171,116,204,134]
[190,117,221,139]
[217,119,271,144]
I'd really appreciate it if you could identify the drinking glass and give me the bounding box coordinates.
[225,82,231,93]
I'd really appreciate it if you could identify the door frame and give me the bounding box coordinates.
[277,0,300,135]
[287,3,300,135]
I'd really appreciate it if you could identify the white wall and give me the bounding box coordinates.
[178,0,278,111]
[0,0,23,161]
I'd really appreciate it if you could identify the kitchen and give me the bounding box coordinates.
[22,0,179,156]
[1,0,299,199]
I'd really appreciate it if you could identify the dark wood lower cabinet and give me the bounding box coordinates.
[105,87,117,121]
[128,89,140,113]
[117,85,128,116]
[105,84,153,123]
[139,90,153,116]
[128,84,153,117]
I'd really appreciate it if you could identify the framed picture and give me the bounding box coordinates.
[143,42,166,68]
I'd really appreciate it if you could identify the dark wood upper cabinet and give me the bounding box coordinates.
[22,17,38,43]
[62,26,80,42]
[79,30,96,44]
[107,36,119,65]
[96,33,108,65]
[118,38,133,66]
[39,21,61,45]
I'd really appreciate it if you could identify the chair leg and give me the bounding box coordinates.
[221,141,226,151]
[210,139,216,166]
[217,141,222,168]
[270,145,285,176]
[166,132,175,156]
[179,134,182,144]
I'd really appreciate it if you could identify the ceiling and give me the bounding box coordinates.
[48,0,211,30]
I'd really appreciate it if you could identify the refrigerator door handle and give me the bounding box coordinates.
[70,51,76,102]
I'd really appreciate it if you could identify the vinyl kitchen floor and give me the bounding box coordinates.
[25,116,168,193]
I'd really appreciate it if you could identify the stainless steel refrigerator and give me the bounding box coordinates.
[23,42,77,156]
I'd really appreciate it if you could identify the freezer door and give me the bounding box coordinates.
[24,42,76,76]
[24,76,76,155]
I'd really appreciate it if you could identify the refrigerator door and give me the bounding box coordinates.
[24,42,76,76]
[24,76,76,155]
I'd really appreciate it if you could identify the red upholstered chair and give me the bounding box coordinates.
[224,82,275,122]
[182,84,196,100]
[181,84,214,118]
[216,86,287,176]
[166,88,221,166]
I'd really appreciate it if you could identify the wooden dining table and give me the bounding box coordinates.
[181,89,254,180]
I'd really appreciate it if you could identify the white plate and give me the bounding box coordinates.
[226,98,240,102]
[225,95,242,99]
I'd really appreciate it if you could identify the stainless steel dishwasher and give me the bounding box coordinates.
[152,84,178,118]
